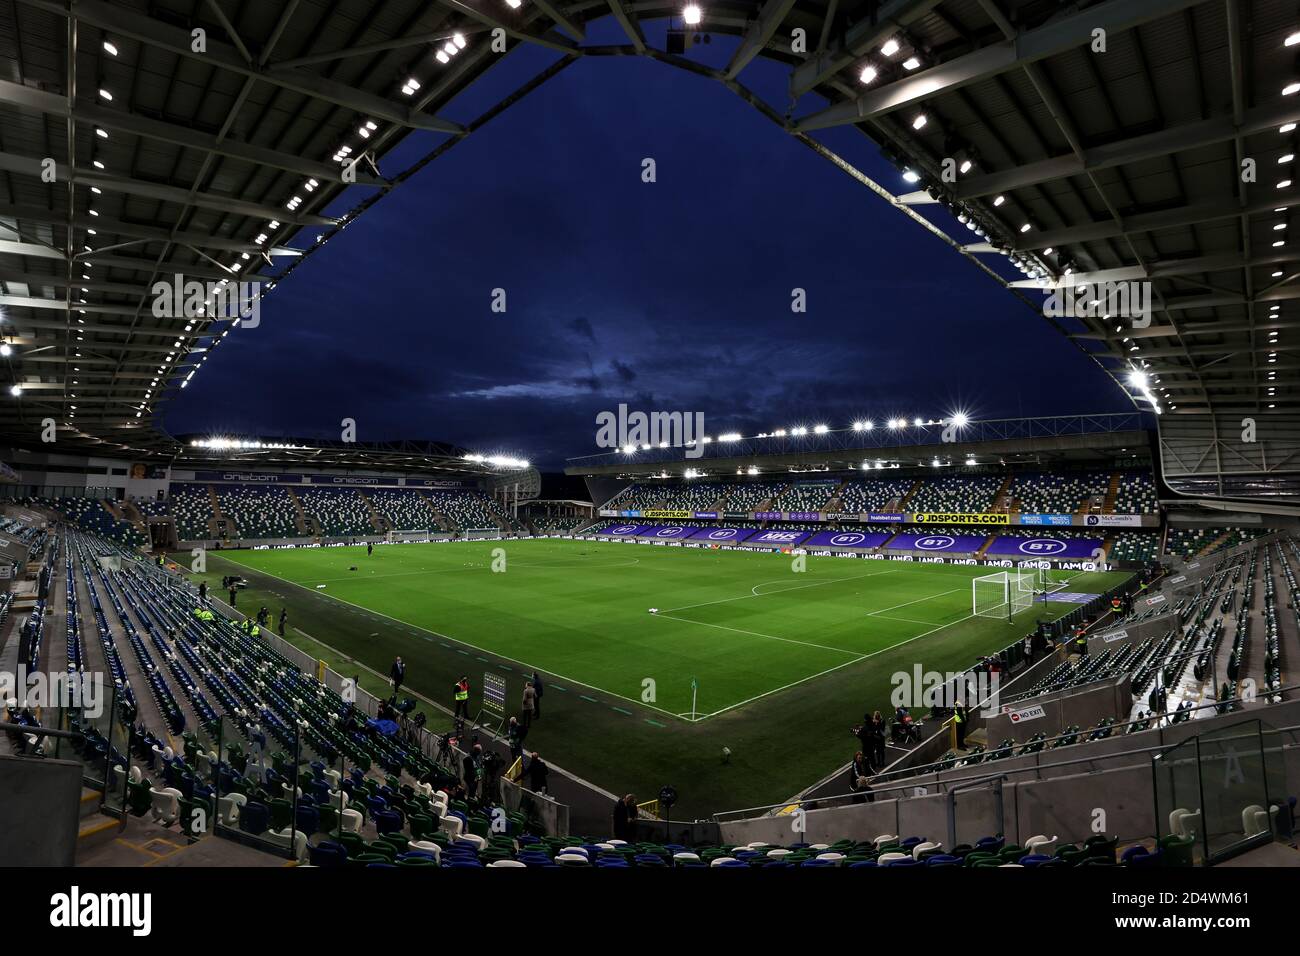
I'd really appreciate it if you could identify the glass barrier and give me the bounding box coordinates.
[211,713,304,861]
[1153,718,1277,865]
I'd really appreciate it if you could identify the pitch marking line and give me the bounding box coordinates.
[209,553,687,723]
[298,555,642,586]
[696,609,981,721]
[867,585,967,616]
[867,613,952,627]
[650,612,865,658]
[661,568,899,614]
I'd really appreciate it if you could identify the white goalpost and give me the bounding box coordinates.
[387,529,431,543]
[972,569,1037,620]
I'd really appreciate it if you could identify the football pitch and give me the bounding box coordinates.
[212,539,1130,722]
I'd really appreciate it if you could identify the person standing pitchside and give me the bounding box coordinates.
[453,676,470,719]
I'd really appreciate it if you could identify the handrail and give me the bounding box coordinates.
[868,678,1299,787]
[0,721,85,742]
[712,715,1300,823]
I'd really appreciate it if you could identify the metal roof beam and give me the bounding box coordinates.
[0,203,297,257]
[0,151,337,228]
[789,0,941,98]
[953,99,1300,202]
[794,0,1204,131]
[0,294,152,317]
[434,0,579,53]
[725,0,798,80]
[0,80,387,187]
[1006,193,1300,252]
[1011,251,1300,287]
[0,240,64,261]
[605,0,647,53]
[531,0,585,42]
[16,0,464,134]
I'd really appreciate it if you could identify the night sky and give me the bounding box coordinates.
[163,16,1134,470]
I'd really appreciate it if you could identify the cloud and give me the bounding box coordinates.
[451,380,595,400]
[568,317,596,342]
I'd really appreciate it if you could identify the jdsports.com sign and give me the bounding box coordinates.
[912,513,1010,525]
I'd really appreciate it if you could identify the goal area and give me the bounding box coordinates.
[386,529,432,543]
[972,569,1038,620]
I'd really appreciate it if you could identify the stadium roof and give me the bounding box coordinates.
[565,412,1154,476]
[0,0,1294,462]
[170,433,527,475]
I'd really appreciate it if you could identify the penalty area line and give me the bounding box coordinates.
[651,612,863,657]
[694,609,981,722]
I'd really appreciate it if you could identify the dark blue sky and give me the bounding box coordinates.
[164,16,1133,470]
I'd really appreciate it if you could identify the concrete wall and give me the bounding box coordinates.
[0,754,84,865]
[984,676,1132,747]
[720,704,1300,849]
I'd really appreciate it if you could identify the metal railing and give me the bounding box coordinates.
[713,707,1300,824]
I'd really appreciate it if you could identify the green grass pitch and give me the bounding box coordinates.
[198,539,1132,815]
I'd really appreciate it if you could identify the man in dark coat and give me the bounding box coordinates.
[462,743,482,801]
[527,752,549,796]
[613,794,638,840]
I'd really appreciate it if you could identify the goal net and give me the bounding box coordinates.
[972,569,1036,619]
[387,529,431,543]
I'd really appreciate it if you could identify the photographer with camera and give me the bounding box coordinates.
[480,748,505,805]
[462,742,483,802]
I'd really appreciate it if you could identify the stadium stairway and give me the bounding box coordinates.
[120,500,150,540]
[359,492,390,534]
[75,811,289,867]
[1102,473,1121,514]
[822,478,850,513]
[76,787,124,861]
[286,488,312,536]
[1198,530,1237,558]
[991,475,1015,512]
[416,491,453,533]
[206,487,235,539]
[897,479,922,510]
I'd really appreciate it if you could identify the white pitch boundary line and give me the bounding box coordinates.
[650,612,866,658]
[690,653,876,722]
[866,585,967,617]
[868,613,953,627]
[209,552,687,723]
[694,608,981,721]
[296,555,643,586]
[660,568,899,614]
